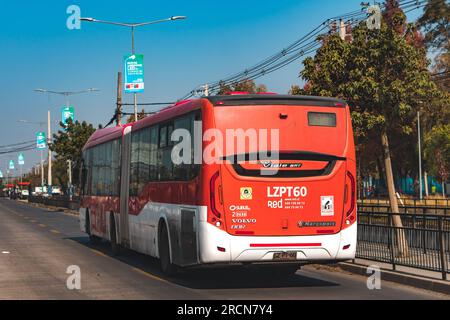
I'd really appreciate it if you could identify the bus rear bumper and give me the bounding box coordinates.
[198,222,357,264]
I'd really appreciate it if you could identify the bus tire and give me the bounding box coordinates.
[110,215,120,256]
[158,222,177,276]
[86,212,101,244]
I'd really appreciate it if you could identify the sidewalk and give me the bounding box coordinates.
[339,258,450,295]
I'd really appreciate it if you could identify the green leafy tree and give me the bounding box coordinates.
[417,0,449,50]
[126,109,147,123]
[424,124,450,191]
[218,79,268,95]
[50,119,96,187]
[296,1,449,255]
[418,0,449,90]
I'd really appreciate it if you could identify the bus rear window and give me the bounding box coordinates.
[308,112,336,127]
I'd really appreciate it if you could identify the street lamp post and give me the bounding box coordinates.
[34,88,99,197]
[80,15,187,121]
[418,111,423,201]
[17,120,51,191]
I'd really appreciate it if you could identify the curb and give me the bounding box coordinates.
[19,200,79,217]
[338,262,450,295]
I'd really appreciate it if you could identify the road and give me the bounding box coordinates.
[0,198,448,300]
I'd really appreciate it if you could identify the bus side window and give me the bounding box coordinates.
[130,131,140,196]
[139,127,151,191]
[149,126,158,181]
[190,111,201,179]
[173,115,191,180]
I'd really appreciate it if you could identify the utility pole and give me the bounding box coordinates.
[116,72,123,125]
[418,111,423,200]
[40,150,44,188]
[67,159,72,201]
[339,19,346,40]
[47,110,52,196]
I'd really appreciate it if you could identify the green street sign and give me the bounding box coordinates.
[124,54,144,93]
[18,153,25,166]
[9,160,14,170]
[36,132,46,149]
[62,106,75,125]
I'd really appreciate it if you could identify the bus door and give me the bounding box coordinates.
[119,126,132,247]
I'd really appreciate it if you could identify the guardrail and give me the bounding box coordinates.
[356,211,449,280]
[28,195,80,211]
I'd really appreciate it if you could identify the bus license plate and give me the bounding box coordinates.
[273,252,297,261]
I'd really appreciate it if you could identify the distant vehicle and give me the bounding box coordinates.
[20,189,29,199]
[79,94,357,275]
[52,187,62,195]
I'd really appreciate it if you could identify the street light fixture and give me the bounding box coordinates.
[80,15,187,121]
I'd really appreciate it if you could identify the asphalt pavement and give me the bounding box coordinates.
[0,198,448,300]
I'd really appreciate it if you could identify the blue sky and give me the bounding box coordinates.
[0,0,423,174]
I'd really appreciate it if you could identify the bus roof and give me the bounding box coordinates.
[132,99,202,132]
[206,94,347,107]
[83,94,347,150]
[83,125,124,150]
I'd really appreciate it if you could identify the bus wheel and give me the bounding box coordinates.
[109,215,120,256]
[158,223,177,276]
[86,212,101,244]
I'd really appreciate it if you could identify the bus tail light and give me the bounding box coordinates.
[343,171,356,228]
[210,171,222,221]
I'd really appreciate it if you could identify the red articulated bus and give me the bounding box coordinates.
[79,94,357,275]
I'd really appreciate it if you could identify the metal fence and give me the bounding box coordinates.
[358,203,450,216]
[359,197,450,208]
[356,211,449,280]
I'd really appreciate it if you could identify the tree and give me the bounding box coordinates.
[417,0,449,50]
[418,0,449,90]
[296,2,448,256]
[50,119,96,187]
[126,109,147,123]
[424,124,450,195]
[218,79,268,95]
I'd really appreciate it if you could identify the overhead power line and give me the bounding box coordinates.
[0,140,35,150]
[180,0,428,100]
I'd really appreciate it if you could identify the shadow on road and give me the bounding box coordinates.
[69,237,339,290]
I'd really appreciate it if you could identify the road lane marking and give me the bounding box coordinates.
[38,224,46,228]
[50,229,60,234]
[90,249,108,258]
[131,267,170,284]
[31,220,37,223]
[2,251,10,254]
